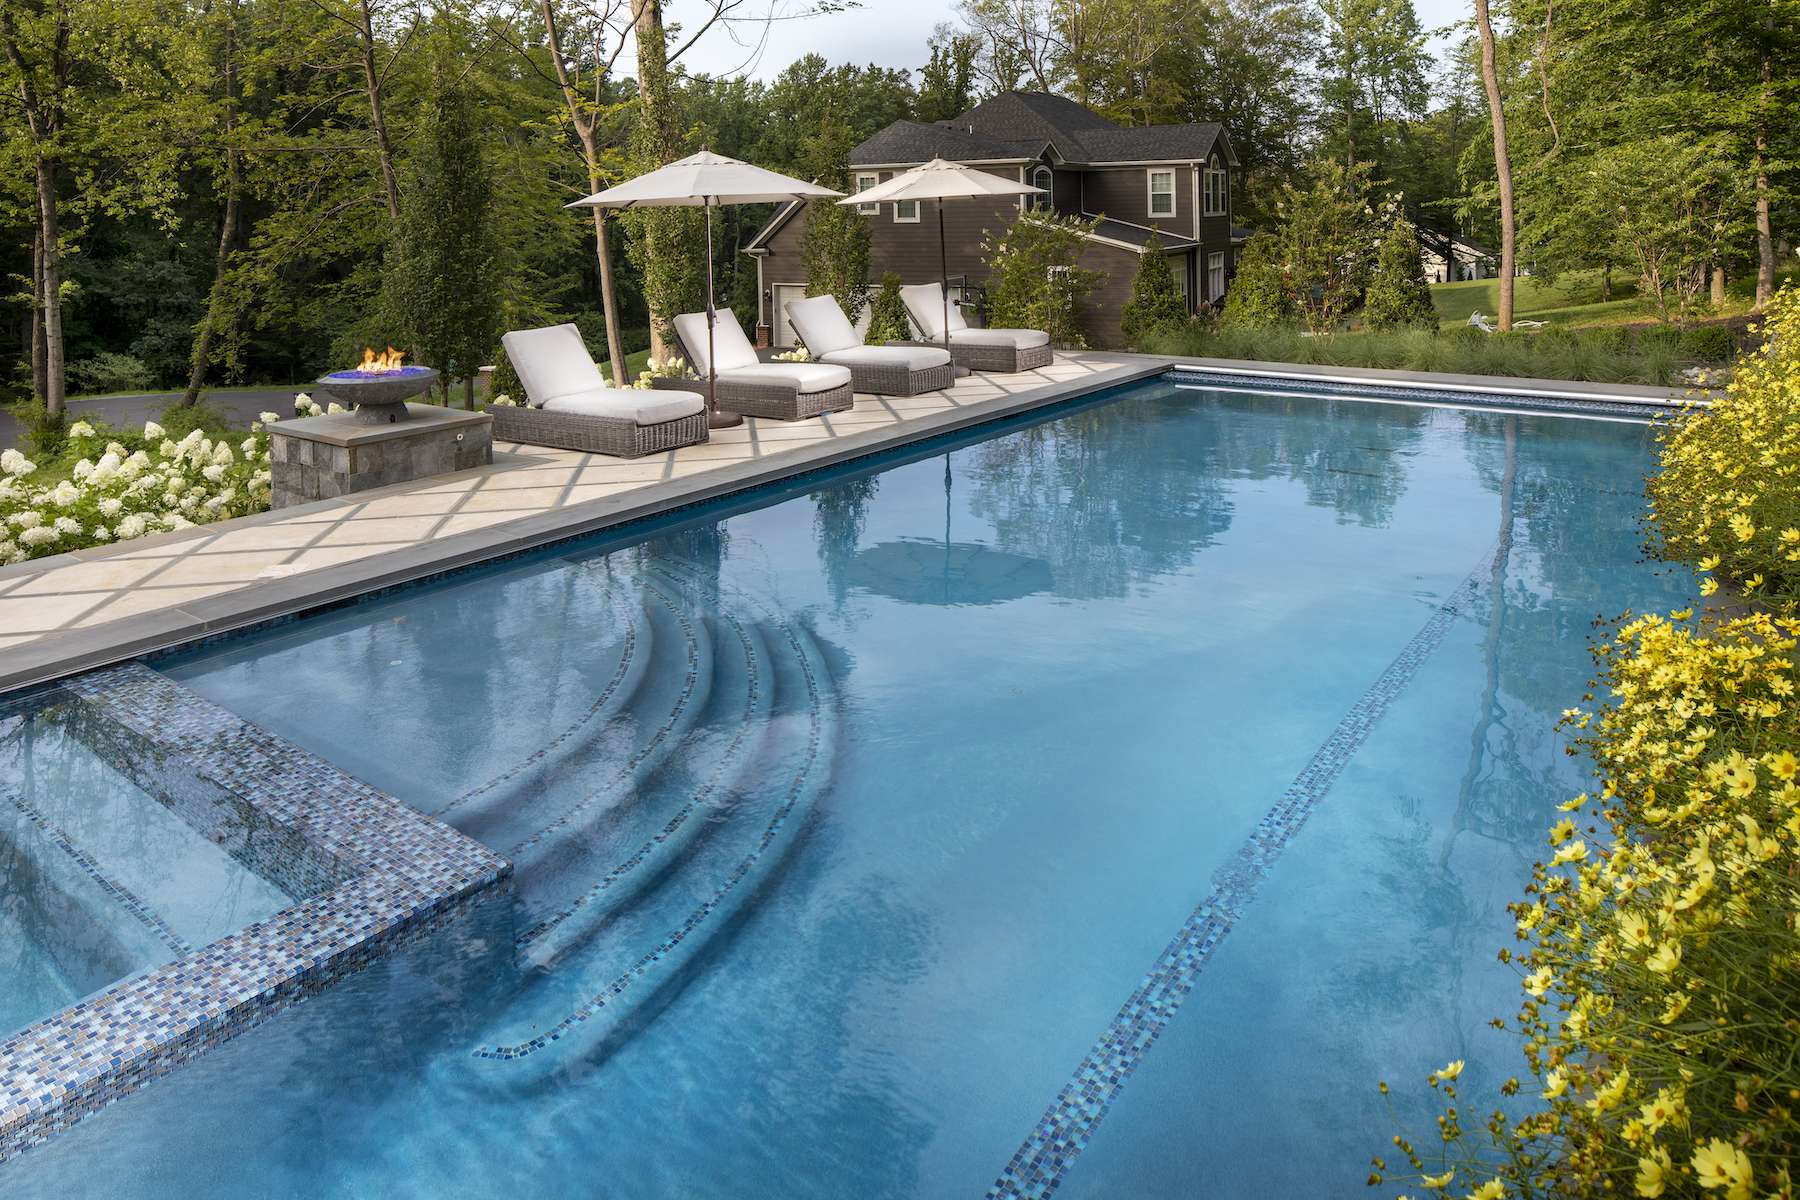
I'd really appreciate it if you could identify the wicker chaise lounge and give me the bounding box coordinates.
[899,283,1054,373]
[495,324,708,457]
[782,295,954,397]
[670,311,854,421]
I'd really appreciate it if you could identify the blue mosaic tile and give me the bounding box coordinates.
[1169,369,1678,420]
[986,530,1512,1200]
[0,665,510,1163]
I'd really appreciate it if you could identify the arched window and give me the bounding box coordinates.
[1203,154,1227,216]
[1032,166,1054,211]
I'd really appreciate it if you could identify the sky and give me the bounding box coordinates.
[670,0,1474,84]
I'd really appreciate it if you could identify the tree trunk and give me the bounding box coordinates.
[358,0,401,220]
[181,0,242,407]
[539,0,628,386]
[1753,42,1775,311]
[1473,0,1515,331]
[1710,264,1726,308]
[1601,261,1612,301]
[30,229,47,403]
[35,157,65,421]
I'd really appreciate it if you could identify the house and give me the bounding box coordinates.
[745,91,1239,349]
[1419,230,1509,283]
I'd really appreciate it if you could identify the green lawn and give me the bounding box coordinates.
[1430,272,1646,329]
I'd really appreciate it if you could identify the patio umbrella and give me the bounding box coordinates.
[569,150,841,429]
[837,159,1043,356]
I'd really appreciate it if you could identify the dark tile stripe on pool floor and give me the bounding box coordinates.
[986,527,1513,1200]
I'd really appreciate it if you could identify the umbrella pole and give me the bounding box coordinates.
[937,199,954,368]
[703,197,742,430]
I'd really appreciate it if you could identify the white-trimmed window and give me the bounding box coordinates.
[894,198,920,223]
[855,173,879,215]
[1032,166,1054,211]
[1203,155,1227,216]
[1207,251,1226,299]
[1171,255,1189,306]
[1148,169,1176,218]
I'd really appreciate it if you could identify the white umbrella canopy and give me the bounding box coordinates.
[567,151,842,428]
[836,158,1041,205]
[838,160,1044,355]
[566,150,841,209]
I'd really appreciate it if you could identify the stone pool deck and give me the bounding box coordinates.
[0,353,1164,692]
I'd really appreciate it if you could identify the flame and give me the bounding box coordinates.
[354,346,406,374]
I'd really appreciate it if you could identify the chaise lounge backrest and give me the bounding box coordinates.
[672,312,761,375]
[502,324,606,407]
[783,296,862,358]
[899,283,968,340]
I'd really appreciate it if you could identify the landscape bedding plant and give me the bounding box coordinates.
[0,417,273,564]
[1375,288,1800,1199]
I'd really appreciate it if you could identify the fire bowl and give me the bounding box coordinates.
[316,365,440,425]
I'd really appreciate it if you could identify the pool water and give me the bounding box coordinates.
[0,379,1689,1197]
[0,691,293,1039]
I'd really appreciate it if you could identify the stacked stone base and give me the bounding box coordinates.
[269,404,493,507]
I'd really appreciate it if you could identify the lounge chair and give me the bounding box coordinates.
[496,324,708,457]
[1468,310,1547,332]
[899,283,1053,373]
[782,295,954,396]
[668,311,854,421]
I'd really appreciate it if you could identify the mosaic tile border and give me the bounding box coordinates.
[0,663,509,1164]
[1169,368,1677,420]
[987,530,1512,1199]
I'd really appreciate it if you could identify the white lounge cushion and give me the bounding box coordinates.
[784,295,862,357]
[502,324,606,406]
[949,328,1051,350]
[899,283,967,339]
[542,387,704,425]
[717,362,853,394]
[817,344,951,371]
[673,311,759,374]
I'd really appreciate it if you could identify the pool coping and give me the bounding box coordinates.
[0,356,1690,701]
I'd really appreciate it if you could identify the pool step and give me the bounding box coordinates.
[464,562,839,1077]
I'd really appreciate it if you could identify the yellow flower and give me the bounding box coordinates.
[1524,966,1554,998]
[1691,1139,1752,1199]
[1639,1087,1683,1133]
[1549,817,1577,845]
[1465,1181,1505,1200]
[1541,1068,1569,1099]
[1647,940,1682,975]
[1636,1147,1672,1197]
[1768,750,1799,781]
[1437,1059,1464,1082]
[1551,839,1588,866]
[1588,1066,1630,1113]
[1618,909,1653,948]
[1422,1169,1455,1190]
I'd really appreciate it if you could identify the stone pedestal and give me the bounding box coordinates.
[269,404,492,508]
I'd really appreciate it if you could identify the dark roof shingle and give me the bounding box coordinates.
[851,92,1233,169]
[850,120,1031,166]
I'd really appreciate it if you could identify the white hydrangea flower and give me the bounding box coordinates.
[1,449,37,477]
[67,420,95,438]
[166,477,187,496]
[99,498,123,518]
[106,440,127,457]
[164,514,193,531]
[258,411,280,425]
[18,525,59,547]
[116,514,148,539]
[50,480,81,507]
[72,458,94,481]
[159,439,178,458]
[212,442,234,466]
[10,510,43,530]
[91,526,112,542]
[240,437,259,456]
[326,402,346,415]
[294,392,311,404]
[142,421,165,440]
[202,464,227,483]
[52,515,81,535]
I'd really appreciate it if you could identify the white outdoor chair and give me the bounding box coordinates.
[783,295,953,396]
[669,311,853,421]
[899,283,1053,373]
[497,324,707,457]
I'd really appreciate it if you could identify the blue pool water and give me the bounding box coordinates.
[0,692,292,1038]
[0,379,1689,1197]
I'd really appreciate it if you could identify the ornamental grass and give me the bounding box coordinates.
[0,418,273,564]
[1376,289,1800,1200]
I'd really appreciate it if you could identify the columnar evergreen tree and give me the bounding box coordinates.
[1119,233,1188,346]
[798,121,870,322]
[1364,215,1436,329]
[379,38,501,406]
[1279,159,1378,334]
[866,273,912,342]
[625,0,704,359]
[1220,234,1294,328]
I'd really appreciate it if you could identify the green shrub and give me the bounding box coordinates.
[982,211,1103,349]
[1679,324,1736,362]
[866,273,911,344]
[488,347,524,404]
[1120,233,1189,347]
[1364,217,1436,331]
[1220,235,1293,329]
[66,352,154,396]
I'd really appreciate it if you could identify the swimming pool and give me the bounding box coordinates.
[0,376,1688,1196]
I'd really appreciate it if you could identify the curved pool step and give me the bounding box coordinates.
[449,583,710,851]
[430,573,654,822]
[512,609,774,955]
[465,585,839,1080]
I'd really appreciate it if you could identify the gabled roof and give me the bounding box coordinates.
[850,120,1034,167]
[1088,218,1196,251]
[851,92,1236,170]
